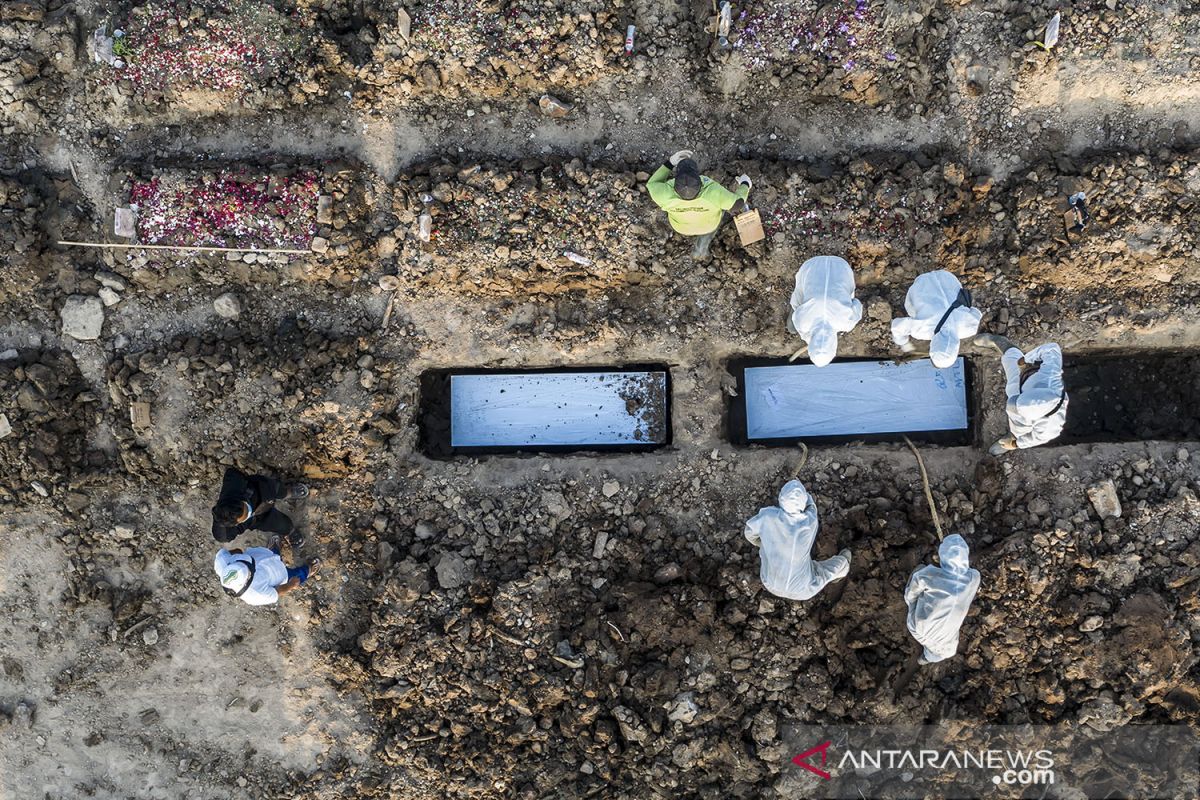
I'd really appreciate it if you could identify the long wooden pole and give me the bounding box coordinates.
[56,240,312,255]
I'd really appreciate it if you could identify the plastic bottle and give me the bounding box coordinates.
[717,2,732,48]
[625,25,636,55]
[418,213,432,242]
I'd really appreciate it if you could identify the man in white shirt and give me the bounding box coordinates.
[743,479,851,601]
[977,334,1069,454]
[214,542,317,606]
[904,534,981,664]
[891,271,982,368]
[788,256,863,367]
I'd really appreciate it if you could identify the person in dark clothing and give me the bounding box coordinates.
[211,467,308,544]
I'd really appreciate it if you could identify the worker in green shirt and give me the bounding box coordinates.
[647,149,752,259]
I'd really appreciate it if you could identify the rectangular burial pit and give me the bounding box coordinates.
[419,366,670,457]
[727,357,973,446]
[1059,352,1200,443]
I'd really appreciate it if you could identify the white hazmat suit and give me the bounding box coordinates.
[1003,343,1068,448]
[214,547,290,606]
[743,480,850,601]
[789,256,863,367]
[890,271,982,368]
[904,534,981,663]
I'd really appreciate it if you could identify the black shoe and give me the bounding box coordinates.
[289,529,305,550]
[267,535,282,554]
[285,483,309,500]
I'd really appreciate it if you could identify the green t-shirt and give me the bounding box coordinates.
[646,165,749,236]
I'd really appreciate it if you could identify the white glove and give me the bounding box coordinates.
[736,174,753,188]
[668,149,694,167]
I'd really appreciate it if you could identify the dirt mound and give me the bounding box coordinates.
[104,320,409,481]
[0,349,99,494]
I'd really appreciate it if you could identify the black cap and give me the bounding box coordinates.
[674,159,701,200]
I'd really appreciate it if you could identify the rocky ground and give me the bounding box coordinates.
[2,1,1200,799]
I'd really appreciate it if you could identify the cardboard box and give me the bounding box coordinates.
[734,209,764,245]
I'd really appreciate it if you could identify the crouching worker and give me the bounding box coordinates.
[789,255,863,366]
[890,270,982,368]
[214,541,318,606]
[904,535,980,664]
[744,479,851,601]
[647,149,751,260]
[976,335,1068,455]
[211,466,308,545]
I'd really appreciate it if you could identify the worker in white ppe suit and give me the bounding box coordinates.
[976,335,1069,454]
[743,479,851,601]
[789,256,863,367]
[904,534,981,664]
[890,271,982,368]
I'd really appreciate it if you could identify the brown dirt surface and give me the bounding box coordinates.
[2,0,1200,798]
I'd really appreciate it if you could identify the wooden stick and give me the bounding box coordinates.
[381,291,397,331]
[788,344,808,362]
[56,240,311,255]
[903,435,943,540]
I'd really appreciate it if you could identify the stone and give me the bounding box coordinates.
[310,237,329,254]
[0,414,10,439]
[113,524,135,540]
[538,94,573,119]
[654,563,682,584]
[378,275,401,291]
[435,552,469,589]
[213,293,241,319]
[1087,480,1122,519]
[1079,615,1104,632]
[965,64,991,94]
[867,299,892,323]
[971,176,994,198]
[377,235,398,258]
[98,286,121,307]
[612,705,648,744]
[316,195,334,224]
[12,702,32,729]
[667,692,698,724]
[942,163,966,188]
[95,271,127,291]
[602,480,620,498]
[142,627,159,646]
[60,295,104,341]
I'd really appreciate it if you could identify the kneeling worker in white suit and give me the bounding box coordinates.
[744,479,851,601]
[904,534,981,664]
[789,255,863,367]
[977,335,1069,454]
[890,270,982,368]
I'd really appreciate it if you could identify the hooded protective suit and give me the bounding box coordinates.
[904,535,981,663]
[890,271,982,368]
[789,256,863,367]
[743,480,850,601]
[1003,343,1068,448]
[214,547,289,606]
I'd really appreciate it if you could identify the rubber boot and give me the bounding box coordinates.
[691,230,717,260]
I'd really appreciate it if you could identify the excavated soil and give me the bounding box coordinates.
[2,1,1200,799]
